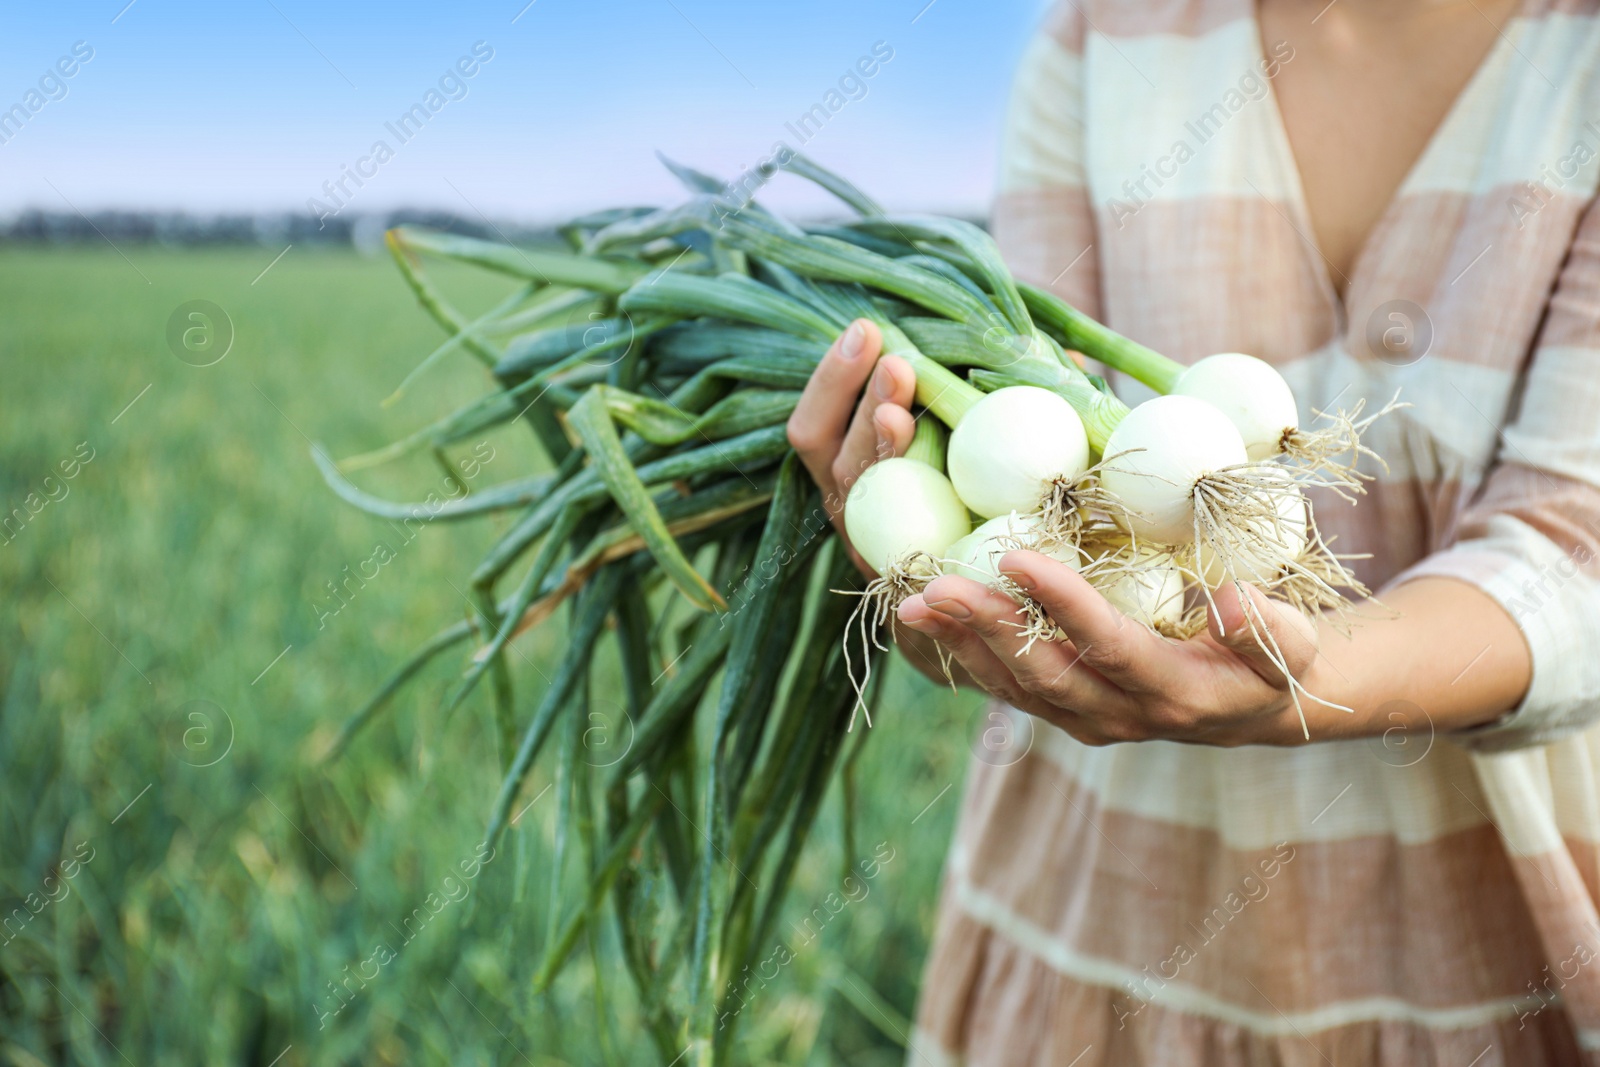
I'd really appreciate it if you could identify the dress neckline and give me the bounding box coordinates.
[1246,0,1530,320]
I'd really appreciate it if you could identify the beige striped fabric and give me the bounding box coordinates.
[912,1,1600,1063]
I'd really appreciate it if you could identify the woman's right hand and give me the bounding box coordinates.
[786,319,918,576]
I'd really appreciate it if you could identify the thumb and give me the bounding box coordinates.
[1207,580,1319,688]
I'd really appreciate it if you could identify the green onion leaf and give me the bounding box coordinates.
[567,389,726,612]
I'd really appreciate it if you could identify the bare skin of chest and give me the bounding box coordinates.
[1258,0,1519,295]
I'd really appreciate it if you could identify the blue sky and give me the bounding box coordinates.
[0,0,1049,221]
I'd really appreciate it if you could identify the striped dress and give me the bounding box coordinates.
[909,2,1600,1064]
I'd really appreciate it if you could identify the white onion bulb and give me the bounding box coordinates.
[1098,548,1185,628]
[1101,395,1249,544]
[1172,353,1299,462]
[945,512,1082,586]
[844,458,971,575]
[947,387,1090,519]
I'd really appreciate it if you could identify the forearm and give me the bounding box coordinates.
[1299,576,1532,740]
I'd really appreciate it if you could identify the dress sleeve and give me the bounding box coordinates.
[1396,195,1600,752]
[991,2,1102,321]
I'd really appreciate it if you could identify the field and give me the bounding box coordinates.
[0,247,982,1064]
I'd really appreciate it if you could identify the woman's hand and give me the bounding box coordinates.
[898,551,1324,747]
[788,325,1529,744]
[787,318,974,686]
[786,319,918,576]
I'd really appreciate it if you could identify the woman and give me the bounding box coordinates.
[787,0,1600,1063]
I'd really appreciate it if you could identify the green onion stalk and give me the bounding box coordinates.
[316,151,1187,1063]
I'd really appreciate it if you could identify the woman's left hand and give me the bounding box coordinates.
[897,549,1324,747]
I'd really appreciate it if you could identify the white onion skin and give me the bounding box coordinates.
[946,512,1082,586]
[947,387,1090,519]
[1101,395,1249,544]
[1196,469,1308,585]
[1172,353,1299,462]
[844,458,971,575]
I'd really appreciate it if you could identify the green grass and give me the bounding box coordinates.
[0,247,982,1065]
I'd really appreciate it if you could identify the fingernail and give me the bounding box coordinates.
[901,616,938,633]
[840,322,865,361]
[925,596,971,620]
[874,362,896,400]
[1002,569,1035,593]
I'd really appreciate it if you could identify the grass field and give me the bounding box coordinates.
[0,247,984,1065]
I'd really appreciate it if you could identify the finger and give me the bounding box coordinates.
[787,319,882,511]
[1206,580,1319,687]
[898,594,1012,687]
[997,550,1170,695]
[834,355,915,494]
[899,594,1104,741]
[919,574,1126,715]
[872,402,916,459]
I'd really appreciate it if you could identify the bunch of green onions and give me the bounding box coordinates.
[318,151,1379,1061]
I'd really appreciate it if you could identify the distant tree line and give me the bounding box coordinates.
[0,209,561,249]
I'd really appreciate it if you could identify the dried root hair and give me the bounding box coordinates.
[1260,524,1399,639]
[1186,480,1371,738]
[1189,461,1307,579]
[1039,450,1148,547]
[1256,535,1370,635]
[993,531,1197,651]
[1279,391,1409,498]
[838,551,940,730]
[1163,600,1211,641]
[991,572,1065,656]
[1182,483,1384,633]
[1224,576,1354,740]
[982,513,1085,567]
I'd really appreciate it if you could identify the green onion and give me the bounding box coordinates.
[325,151,1381,1063]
